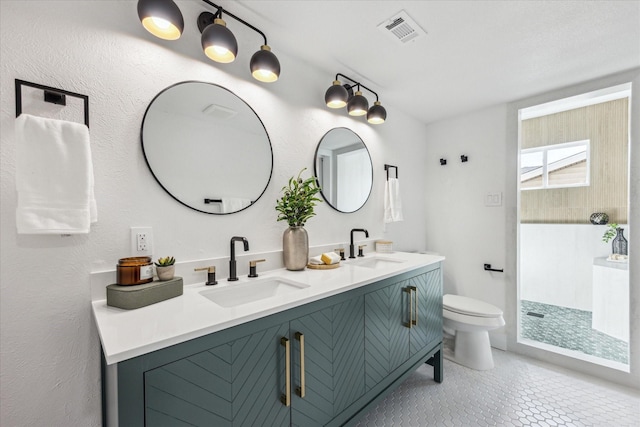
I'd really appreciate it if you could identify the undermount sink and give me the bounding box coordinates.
[347,256,406,269]
[200,277,309,308]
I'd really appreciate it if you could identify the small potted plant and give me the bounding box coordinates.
[275,168,322,270]
[155,256,176,281]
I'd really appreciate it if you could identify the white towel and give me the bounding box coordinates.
[221,197,252,213]
[384,177,404,223]
[15,114,97,234]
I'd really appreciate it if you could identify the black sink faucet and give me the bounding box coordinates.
[229,236,249,281]
[349,228,369,258]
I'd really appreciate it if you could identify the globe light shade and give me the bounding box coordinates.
[347,91,369,116]
[367,101,387,124]
[325,80,349,108]
[201,18,238,63]
[137,0,184,40]
[250,45,281,82]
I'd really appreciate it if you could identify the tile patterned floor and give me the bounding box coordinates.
[354,349,640,426]
[520,300,629,364]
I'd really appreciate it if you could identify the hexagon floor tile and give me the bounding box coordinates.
[354,349,639,426]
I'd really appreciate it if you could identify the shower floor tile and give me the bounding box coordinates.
[520,300,629,364]
[355,350,639,426]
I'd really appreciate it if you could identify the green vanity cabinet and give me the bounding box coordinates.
[364,280,410,390]
[142,296,365,427]
[364,268,442,391]
[290,296,365,426]
[144,321,291,426]
[106,263,442,427]
[409,269,443,356]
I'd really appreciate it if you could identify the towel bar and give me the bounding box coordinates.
[484,264,504,273]
[15,79,90,127]
[384,164,398,180]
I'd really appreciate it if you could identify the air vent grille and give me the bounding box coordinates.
[377,10,426,44]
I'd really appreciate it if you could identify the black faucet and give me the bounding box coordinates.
[349,228,369,258]
[229,236,249,281]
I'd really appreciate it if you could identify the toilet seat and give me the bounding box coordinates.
[443,294,503,318]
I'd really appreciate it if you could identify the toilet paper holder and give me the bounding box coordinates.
[484,263,504,273]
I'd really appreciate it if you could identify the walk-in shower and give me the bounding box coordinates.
[517,83,631,372]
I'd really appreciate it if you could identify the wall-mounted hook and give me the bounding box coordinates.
[439,158,447,166]
[461,155,468,163]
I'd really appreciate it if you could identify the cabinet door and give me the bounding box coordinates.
[364,281,410,391]
[144,322,291,427]
[409,270,442,356]
[290,296,365,427]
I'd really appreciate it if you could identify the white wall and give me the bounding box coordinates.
[423,104,509,349]
[0,2,428,425]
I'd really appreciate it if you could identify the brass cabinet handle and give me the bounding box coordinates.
[403,287,413,328]
[410,286,418,326]
[295,332,305,398]
[280,337,291,406]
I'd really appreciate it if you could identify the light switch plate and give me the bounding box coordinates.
[485,192,502,207]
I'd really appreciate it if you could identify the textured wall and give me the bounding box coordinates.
[521,98,629,224]
[0,2,429,425]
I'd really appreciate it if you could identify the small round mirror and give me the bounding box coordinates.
[314,127,373,213]
[141,81,273,214]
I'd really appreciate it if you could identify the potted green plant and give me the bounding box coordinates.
[155,256,176,281]
[275,168,322,270]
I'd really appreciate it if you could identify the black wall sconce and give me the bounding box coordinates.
[461,155,468,163]
[324,73,387,124]
[137,0,280,83]
[439,158,447,166]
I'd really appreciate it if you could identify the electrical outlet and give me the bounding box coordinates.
[130,227,153,256]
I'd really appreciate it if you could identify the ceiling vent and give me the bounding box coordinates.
[377,10,426,45]
[202,104,237,120]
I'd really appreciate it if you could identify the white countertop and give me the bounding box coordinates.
[92,252,444,365]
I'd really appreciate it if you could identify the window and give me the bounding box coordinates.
[521,140,590,190]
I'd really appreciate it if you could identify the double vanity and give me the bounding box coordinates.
[93,251,445,426]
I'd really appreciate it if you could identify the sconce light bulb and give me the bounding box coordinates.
[367,101,387,124]
[347,91,368,116]
[138,0,184,40]
[325,80,348,108]
[201,18,238,63]
[250,45,280,83]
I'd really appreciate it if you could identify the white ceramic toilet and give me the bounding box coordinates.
[442,294,505,371]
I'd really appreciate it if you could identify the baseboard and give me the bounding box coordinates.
[489,331,507,351]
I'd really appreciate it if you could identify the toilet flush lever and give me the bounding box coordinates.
[484,264,504,273]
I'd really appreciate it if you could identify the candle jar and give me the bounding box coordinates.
[117,256,154,285]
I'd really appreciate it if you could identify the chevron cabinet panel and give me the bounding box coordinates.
[291,306,335,427]
[332,296,365,415]
[365,282,410,391]
[144,322,290,427]
[410,270,443,356]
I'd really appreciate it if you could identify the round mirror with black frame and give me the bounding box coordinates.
[314,127,373,213]
[141,81,273,214]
